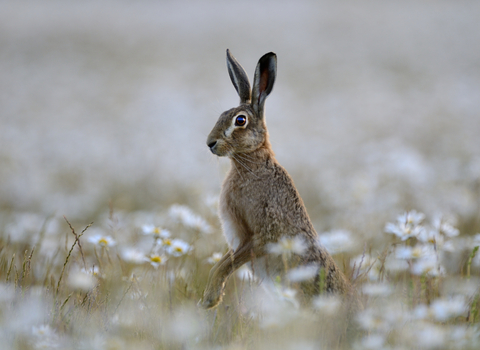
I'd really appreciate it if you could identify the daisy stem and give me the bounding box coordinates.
[467,246,479,279]
[282,253,289,271]
[282,253,290,287]
[469,294,479,324]
[421,274,428,304]
[6,253,15,283]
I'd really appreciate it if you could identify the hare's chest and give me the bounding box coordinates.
[219,210,241,250]
[218,192,241,250]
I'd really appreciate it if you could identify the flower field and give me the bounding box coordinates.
[1,1,480,349]
[1,204,479,349]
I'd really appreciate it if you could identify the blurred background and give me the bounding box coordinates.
[1,0,479,239]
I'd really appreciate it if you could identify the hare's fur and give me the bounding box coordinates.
[201,50,353,309]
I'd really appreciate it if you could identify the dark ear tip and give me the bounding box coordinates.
[259,52,277,69]
[261,52,277,60]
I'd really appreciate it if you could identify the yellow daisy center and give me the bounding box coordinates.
[150,255,162,263]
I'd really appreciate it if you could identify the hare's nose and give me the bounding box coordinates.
[207,140,217,150]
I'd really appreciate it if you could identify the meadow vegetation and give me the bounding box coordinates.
[0,203,479,349]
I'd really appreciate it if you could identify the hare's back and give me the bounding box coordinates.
[235,160,317,242]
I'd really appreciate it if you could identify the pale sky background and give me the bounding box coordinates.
[1,0,479,234]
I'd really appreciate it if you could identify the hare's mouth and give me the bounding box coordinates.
[207,140,226,157]
[210,148,229,157]
[207,140,217,153]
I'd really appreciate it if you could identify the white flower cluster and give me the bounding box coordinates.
[31,324,60,349]
[1,205,478,350]
[350,211,480,349]
[350,211,476,283]
[84,215,194,271]
[385,211,463,277]
[267,236,307,257]
[318,229,355,255]
[354,296,476,350]
[87,233,116,248]
[119,224,192,268]
[168,204,212,234]
[385,210,426,241]
[413,296,467,322]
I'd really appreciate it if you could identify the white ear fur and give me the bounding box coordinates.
[226,49,251,104]
[252,52,277,117]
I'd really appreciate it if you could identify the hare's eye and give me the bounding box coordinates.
[235,115,247,127]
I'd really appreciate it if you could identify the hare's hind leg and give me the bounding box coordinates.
[201,240,256,309]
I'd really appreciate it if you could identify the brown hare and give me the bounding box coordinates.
[201,50,353,309]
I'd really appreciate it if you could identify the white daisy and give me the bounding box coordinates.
[395,244,432,260]
[145,254,167,268]
[81,266,101,277]
[207,252,223,265]
[237,265,257,281]
[431,214,459,238]
[317,229,355,254]
[67,269,97,291]
[383,256,409,272]
[411,254,445,277]
[359,334,386,350]
[168,204,212,234]
[404,210,426,226]
[385,221,425,241]
[278,288,299,308]
[141,224,171,239]
[417,228,444,245]
[32,324,59,349]
[267,236,307,256]
[166,239,192,257]
[362,283,393,296]
[121,248,146,264]
[286,264,319,282]
[385,210,426,241]
[312,295,341,315]
[430,296,467,322]
[413,323,446,349]
[87,234,116,248]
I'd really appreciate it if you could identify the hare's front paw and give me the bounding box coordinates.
[200,286,224,309]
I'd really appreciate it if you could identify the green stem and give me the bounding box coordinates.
[467,246,479,279]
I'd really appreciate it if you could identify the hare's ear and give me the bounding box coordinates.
[226,49,251,104]
[252,52,276,118]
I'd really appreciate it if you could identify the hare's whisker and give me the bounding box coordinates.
[235,152,264,164]
[232,155,259,179]
[224,141,263,165]
[231,159,244,181]
[224,144,246,181]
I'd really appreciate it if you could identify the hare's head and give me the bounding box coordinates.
[207,50,277,157]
